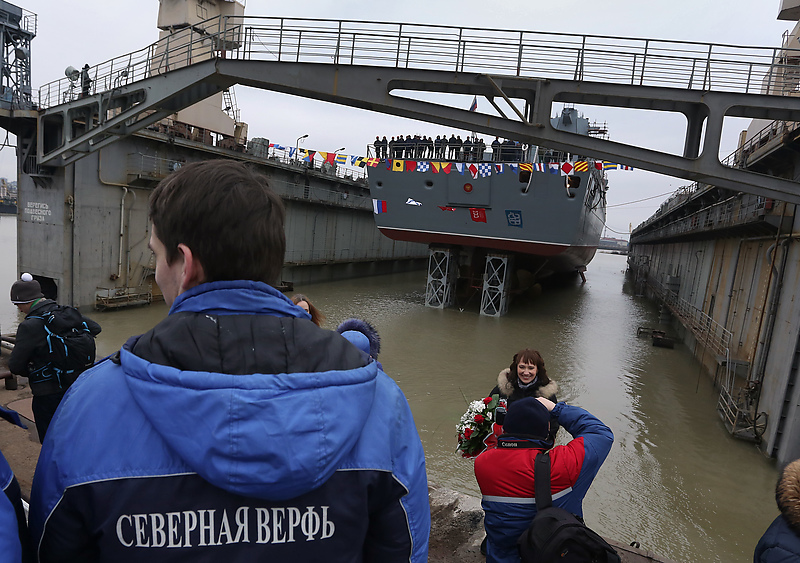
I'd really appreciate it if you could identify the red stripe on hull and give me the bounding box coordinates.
[378,227,596,258]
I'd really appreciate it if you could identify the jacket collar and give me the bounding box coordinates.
[170,280,311,321]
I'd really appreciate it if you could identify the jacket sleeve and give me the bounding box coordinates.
[29,389,100,563]
[2,450,33,563]
[363,376,430,563]
[553,402,614,496]
[0,490,22,563]
[8,319,43,376]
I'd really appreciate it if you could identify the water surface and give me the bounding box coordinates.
[0,213,778,562]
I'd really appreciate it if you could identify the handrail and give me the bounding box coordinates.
[37,15,800,109]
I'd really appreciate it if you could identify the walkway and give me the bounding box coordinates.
[34,16,800,202]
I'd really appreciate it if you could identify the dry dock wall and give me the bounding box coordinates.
[15,130,427,308]
[628,202,800,466]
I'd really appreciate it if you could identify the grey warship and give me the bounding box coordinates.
[368,108,609,316]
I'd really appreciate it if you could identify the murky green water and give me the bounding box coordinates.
[0,214,779,562]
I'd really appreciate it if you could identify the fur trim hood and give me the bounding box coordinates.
[336,318,381,359]
[496,367,558,399]
[778,459,800,531]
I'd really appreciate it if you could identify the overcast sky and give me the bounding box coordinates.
[6,0,794,237]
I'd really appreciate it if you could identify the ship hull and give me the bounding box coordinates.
[368,162,606,280]
[0,200,16,215]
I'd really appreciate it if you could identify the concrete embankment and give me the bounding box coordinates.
[0,350,676,562]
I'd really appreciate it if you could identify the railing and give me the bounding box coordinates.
[632,192,779,242]
[267,175,371,210]
[726,119,800,168]
[37,16,800,109]
[647,275,732,359]
[21,9,35,35]
[127,153,183,181]
[260,146,368,183]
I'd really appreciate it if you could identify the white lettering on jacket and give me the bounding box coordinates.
[116,506,334,548]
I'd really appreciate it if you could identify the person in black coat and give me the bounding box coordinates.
[755,458,800,562]
[491,137,501,161]
[462,137,473,161]
[448,134,458,159]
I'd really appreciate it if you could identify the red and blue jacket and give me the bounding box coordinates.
[474,402,613,563]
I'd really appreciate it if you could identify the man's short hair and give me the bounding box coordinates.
[149,160,286,285]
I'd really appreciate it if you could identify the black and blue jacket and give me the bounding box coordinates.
[29,281,430,562]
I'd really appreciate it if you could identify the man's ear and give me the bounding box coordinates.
[177,243,206,293]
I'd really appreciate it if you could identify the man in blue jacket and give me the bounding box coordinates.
[29,160,430,562]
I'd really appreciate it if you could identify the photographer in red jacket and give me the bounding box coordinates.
[474,397,613,563]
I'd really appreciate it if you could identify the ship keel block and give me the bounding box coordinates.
[425,246,458,309]
[480,253,513,317]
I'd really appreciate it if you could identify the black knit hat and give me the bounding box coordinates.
[502,397,550,440]
[10,273,43,304]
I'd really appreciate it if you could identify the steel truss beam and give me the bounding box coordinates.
[34,57,800,204]
[218,60,800,203]
[37,60,234,167]
[425,247,457,309]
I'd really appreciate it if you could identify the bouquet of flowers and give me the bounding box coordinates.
[456,394,506,458]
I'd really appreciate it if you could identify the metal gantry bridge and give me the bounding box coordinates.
[29,16,800,203]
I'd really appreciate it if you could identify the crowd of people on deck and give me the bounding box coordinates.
[373,134,527,162]
[0,158,797,563]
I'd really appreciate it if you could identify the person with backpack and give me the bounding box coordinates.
[474,397,614,563]
[8,273,102,442]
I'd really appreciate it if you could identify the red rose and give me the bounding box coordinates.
[483,397,492,404]
[474,414,485,424]
[464,428,473,439]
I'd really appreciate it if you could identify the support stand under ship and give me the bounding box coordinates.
[368,108,608,316]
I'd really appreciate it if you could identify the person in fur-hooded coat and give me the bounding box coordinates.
[337,318,383,370]
[489,348,558,404]
[755,458,800,562]
[488,348,559,443]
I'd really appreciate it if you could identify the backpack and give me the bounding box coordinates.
[30,305,97,389]
[517,452,621,563]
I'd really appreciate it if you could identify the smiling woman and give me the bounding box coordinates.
[489,348,558,405]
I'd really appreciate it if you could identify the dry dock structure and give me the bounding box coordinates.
[628,0,800,468]
[0,0,427,309]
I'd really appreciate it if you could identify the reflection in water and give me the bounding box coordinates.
[0,213,779,563]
